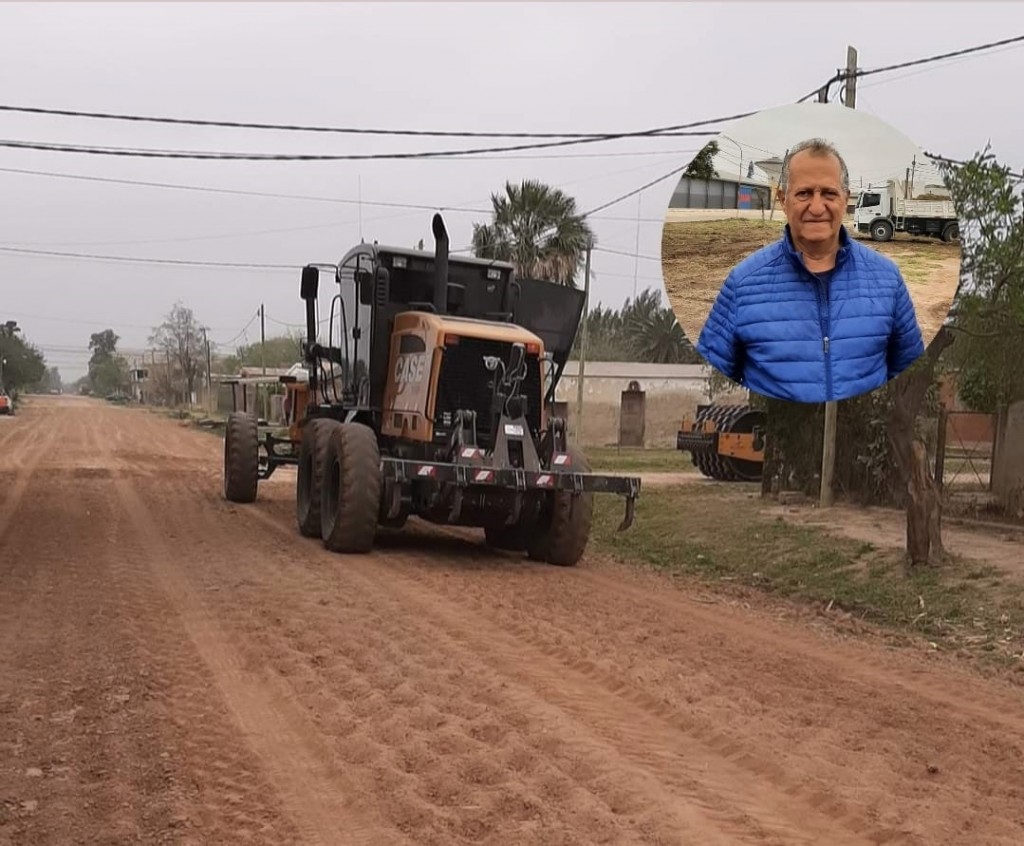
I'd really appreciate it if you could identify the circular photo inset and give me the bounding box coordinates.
[661,101,962,404]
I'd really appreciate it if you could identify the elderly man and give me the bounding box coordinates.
[695,137,925,403]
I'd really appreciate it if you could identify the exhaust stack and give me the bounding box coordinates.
[432,213,449,315]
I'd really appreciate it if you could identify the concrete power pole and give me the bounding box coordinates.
[574,239,593,447]
[260,303,267,421]
[819,44,858,509]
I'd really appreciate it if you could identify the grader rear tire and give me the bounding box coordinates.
[223,412,259,503]
[320,422,382,554]
[528,446,594,567]
[296,418,336,538]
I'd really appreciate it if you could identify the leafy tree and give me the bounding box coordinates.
[150,301,208,404]
[472,180,594,286]
[90,355,130,396]
[684,141,720,181]
[940,147,1024,411]
[219,332,304,374]
[86,329,128,395]
[0,321,46,395]
[89,329,119,363]
[31,366,63,393]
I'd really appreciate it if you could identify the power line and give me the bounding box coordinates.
[580,164,690,217]
[2,34,1015,143]
[0,153,691,251]
[0,245,295,270]
[0,115,733,161]
[593,245,660,261]
[798,33,1024,102]
[0,103,718,139]
[858,34,1024,79]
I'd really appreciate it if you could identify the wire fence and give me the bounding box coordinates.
[935,409,997,497]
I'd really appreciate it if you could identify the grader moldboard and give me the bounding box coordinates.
[222,214,641,566]
[676,403,766,482]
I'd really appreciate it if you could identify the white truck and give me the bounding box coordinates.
[854,179,959,244]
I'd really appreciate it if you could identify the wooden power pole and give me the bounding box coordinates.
[202,327,213,414]
[819,45,858,509]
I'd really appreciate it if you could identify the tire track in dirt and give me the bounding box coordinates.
[166,413,1021,748]
[109,472,397,846]
[243,502,1024,844]
[80,401,1024,844]
[0,442,208,843]
[1,402,303,845]
[229,497,886,845]
[148,476,734,843]
[0,407,65,544]
[424,519,1024,742]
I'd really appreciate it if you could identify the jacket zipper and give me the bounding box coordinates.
[812,271,832,401]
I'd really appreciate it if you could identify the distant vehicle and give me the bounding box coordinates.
[0,391,13,416]
[854,179,959,243]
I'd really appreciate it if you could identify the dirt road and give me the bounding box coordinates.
[2,397,1024,845]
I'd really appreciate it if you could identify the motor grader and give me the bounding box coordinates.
[222,213,641,566]
[676,403,765,482]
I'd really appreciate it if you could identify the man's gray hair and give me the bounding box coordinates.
[779,138,850,195]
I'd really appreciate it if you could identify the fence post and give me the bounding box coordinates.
[989,407,1000,492]
[934,406,947,494]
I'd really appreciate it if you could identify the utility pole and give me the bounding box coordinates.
[820,44,858,509]
[260,303,267,421]
[202,327,213,414]
[574,239,592,447]
[632,194,641,299]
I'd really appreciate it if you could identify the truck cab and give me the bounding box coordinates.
[854,183,959,244]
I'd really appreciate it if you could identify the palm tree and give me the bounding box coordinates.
[471,180,594,286]
[622,288,701,364]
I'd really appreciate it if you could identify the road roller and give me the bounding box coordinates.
[676,403,765,482]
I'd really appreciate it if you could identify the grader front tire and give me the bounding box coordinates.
[528,447,594,567]
[320,422,382,554]
[223,412,259,504]
[296,418,336,538]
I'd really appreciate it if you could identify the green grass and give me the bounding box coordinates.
[591,485,1024,664]
[585,447,694,474]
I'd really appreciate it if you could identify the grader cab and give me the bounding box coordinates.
[222,213,641,566]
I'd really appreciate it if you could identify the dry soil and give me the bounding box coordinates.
[1,397,1023,845]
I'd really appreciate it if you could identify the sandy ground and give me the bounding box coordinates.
[660,213,961,349]
[763,500,1024,577]
[3,397,1024,845]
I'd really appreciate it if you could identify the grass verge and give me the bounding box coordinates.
[586,447,693,474]
[590,484,1024,671]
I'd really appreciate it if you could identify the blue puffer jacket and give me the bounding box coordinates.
[695,225,925,403]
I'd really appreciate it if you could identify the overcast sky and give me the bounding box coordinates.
[707,102,942,192]
[1,2,1021,380]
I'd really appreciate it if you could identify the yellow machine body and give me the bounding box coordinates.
[380,311,546,443]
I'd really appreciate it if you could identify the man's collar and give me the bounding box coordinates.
[781,223,851,269]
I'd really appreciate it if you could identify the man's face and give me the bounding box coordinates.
[782,150,849,248]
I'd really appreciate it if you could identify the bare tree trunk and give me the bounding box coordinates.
[906,439,944,566]
[886,327,954,568]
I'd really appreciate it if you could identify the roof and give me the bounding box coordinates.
[559,361,711,379]
[338,242,515,272]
